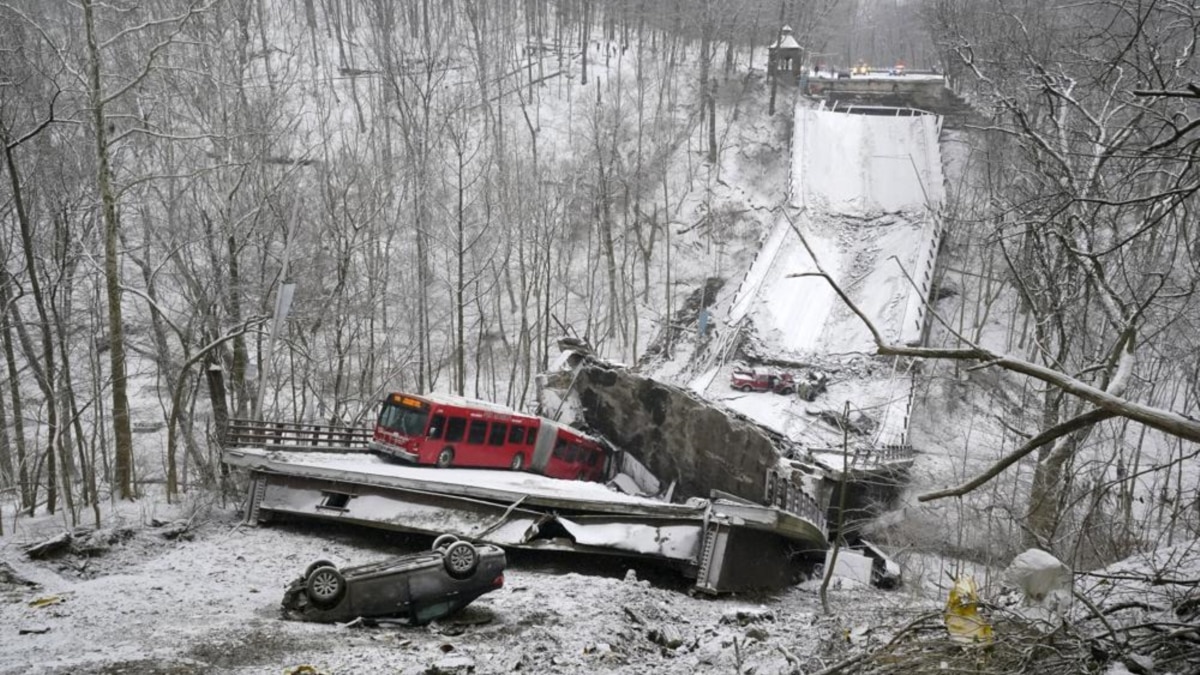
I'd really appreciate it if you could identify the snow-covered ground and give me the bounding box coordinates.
[0,502,930,674]
[3,499,1192,674]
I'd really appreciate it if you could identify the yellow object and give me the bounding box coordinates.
[28,595,63,609]
[283,666,326,675]
[944,576,993,645]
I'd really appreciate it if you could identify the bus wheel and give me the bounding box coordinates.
[436,447,455,468]
[510,453,525,471]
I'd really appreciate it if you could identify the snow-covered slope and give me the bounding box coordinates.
[686,99,946,453]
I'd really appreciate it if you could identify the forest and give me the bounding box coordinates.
[0,0,934,522]
[0,0,1199,671]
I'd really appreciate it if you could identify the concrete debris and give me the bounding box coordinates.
[157,520,193,541]
[583,642,613,655]
[745,625,770,641]
[815,409,878,436]
[623,606,645,625]
[425,656,475,674]
[648,625,686,649]
[846,624,872,645]
[720,608,776,626]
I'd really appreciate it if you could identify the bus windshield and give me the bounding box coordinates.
[378,402,430,436]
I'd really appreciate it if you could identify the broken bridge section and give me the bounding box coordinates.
[224,439,828,594]
[574,364,784,503]
[680,100,948,537]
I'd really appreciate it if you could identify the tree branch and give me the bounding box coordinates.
[777,209,1200,447]
[918,408,1117,502]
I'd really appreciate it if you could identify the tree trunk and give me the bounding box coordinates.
[708,78,717,164]
[456,149,466,395]
[581,0,590,86]
[227,234,249,417]
[3,125,59,515]
[0,350,12,493]
[84,0,136,500]
[0,278,28,510]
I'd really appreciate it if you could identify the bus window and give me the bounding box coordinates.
[508,425,525,444]
[468,420,488,444]
[525,427,538,445]
[488,422,507,446]
[379,403,429,436]
[587,451,599,466]
[555,443,578,463]
[428,414,445,440]
[445,417,466,442]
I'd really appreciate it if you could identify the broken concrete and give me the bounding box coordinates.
[573,363,782,503]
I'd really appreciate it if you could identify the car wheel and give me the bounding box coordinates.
[436,446,455,468]
[432,534,459,551]
[510,453,525,471]
[739,385,752,392]
[303,559,337,580]
[305,566,346,609]
[443,541,480,580]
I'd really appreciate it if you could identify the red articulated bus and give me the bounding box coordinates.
[370,392,610,482]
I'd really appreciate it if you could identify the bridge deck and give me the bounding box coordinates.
[224,447,828,593]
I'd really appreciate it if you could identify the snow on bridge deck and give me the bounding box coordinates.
[715,101,944,456]
[226,446,698,514]
[225,446,829,593]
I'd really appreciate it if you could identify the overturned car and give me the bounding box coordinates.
[282,535,506,624]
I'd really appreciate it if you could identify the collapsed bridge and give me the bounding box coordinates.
[221,94,944,595]
[224,418,830,594]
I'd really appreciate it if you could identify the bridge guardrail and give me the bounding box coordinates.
[226,418,372,453]
[764,468,828,533]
